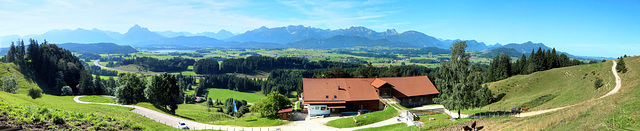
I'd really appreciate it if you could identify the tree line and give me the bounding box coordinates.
[194,56,363,74]
[486,47,584,82]
[1,39,123,96]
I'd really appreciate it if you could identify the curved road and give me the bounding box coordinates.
[74,96,405,130]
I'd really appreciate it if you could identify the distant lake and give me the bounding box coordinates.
[138,49,195,53]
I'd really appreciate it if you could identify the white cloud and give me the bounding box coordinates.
[275,0,401,30]
[0,0,278,36]
[0,0,403,36]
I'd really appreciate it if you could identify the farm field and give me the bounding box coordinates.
[89,47,495,77]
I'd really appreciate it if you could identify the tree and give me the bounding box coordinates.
[5,42,15,62]
[61,86,73,96]
[224,98,248,117]
[251,92,291,117]
[0,76,19,94]
[77,70,95,95]
[115,73,146,104]
[207,97,214,107]
[353,63,377,78]
[28,87,42,99]
[617,57,628,73]
[106,76,117,95]
[434,41,486,118]
[144,73,182,114]
[193,59,220,74]
[477,85,493,106]
[594,77,604,89]
[94,74,105,95]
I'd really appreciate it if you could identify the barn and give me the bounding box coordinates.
[301,76,439,117]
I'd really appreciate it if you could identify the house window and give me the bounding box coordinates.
[334,95,337,98]
[326,95,328,98]
[321,107,327,110]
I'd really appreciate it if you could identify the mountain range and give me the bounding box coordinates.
[0,24,607,59]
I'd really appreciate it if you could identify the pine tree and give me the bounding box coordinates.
[617,57,627,73]
[6,42,15,62]
[94,74,104,95]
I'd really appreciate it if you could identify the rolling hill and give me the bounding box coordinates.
[57,43,138,54]
[482,56,640,130]
[286,35,415,49]
[485,60,614,110]
[480,47,524,58]
[0,62,174,130]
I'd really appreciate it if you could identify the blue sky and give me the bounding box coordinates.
[0,0,638,57]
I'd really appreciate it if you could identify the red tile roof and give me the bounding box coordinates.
[303,76,439,104]
[370,79,388,88]
[302,78,379,102]
[377,76,439,97]
[278,108,293,113]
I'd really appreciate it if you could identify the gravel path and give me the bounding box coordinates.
[414,61,623,118]
[516,60,621,117]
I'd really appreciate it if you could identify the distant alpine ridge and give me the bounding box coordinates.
[1,24,559,54]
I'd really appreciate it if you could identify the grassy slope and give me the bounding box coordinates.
[0,62,176,130]
[476,57,640,130]
[485,61,614,111]
[185,88,266,103]
[78,95,116,103]
[0,63,39,94]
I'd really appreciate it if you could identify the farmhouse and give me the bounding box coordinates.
[301,76,439,117]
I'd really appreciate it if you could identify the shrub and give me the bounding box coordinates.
[0,76,19,94]
[61,86,73,96]
[28,87,43,99]
[594,77,604,89]
[52,115,65,124]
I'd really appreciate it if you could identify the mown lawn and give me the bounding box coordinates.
[185,88,266,103]
[325,106,398,128]
[78,95,116,103]
[135,102,290,127]
[354,123,419,131]
[169,70,197,76]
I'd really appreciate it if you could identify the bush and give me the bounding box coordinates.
[28,87,43,99]
[61,86,73,96]
[594,77,604,89]
[52,115,65,124]
[0,76,19,94]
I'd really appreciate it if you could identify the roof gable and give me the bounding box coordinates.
[378,76,439,97]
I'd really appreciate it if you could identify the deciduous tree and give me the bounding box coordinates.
[144,73,182,114]
[435,41,489,118]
